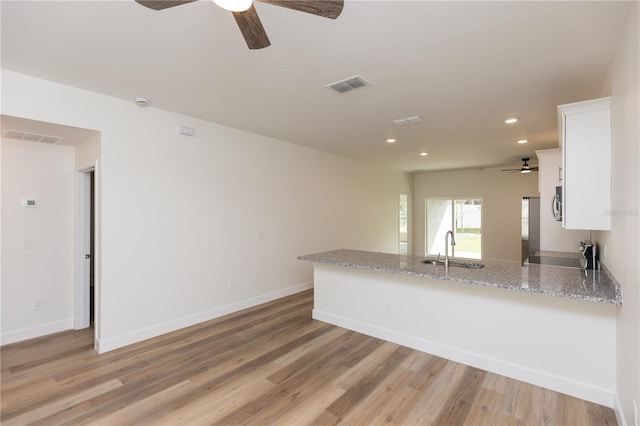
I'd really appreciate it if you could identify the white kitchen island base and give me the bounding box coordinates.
[312,263,616,407]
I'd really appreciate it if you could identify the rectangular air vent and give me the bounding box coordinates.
[326,75,370,93]
[2,129,63,144]
[393,115,423,126]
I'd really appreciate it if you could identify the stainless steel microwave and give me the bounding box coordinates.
[552,186,562,221]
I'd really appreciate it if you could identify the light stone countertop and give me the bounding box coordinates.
[298,249,622,305]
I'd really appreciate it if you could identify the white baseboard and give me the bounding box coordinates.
[313,309,615,408]
[614,393,629,426]
[97,281,313,354]
[1,318,74,346]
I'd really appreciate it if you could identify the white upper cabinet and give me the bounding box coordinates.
[558,97,611,231]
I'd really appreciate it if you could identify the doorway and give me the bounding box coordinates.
[426,197,483,259]
[89,171,95,323]
[75,169,95,331]
[399,193,409,255]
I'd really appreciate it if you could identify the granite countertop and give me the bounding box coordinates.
[298,249,622,305]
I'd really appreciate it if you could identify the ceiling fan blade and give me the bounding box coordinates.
[256,0,344,19]
[233,4,271,49]
[135,0,197,11]
[501,168,520,172]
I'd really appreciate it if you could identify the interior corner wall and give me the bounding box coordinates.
[1,138,76,343]
[593,3,640,425]
[75,133,101,171]
[535,149,590,252]
[413,167,538,261]
[0,70,412,352]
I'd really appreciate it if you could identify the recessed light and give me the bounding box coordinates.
[419,152,428,157]
[135,97,150,106]
[504,117,518,124]
[517,139,528,144]
[386,138,397,143]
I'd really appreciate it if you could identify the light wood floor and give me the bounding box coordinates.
[1,290,616,425]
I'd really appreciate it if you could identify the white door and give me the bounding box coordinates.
[75,169,94,329]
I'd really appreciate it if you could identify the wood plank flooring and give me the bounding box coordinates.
[1,290,617,425]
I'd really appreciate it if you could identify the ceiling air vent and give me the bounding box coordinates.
[2,129,63,144]
[326,75,370,93]
[393,115,423,126]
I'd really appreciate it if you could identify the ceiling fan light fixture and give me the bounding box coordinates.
[504,117,518,124]
[501,157,538,173]
[521,157,531,173]
[213,0,252,12]
[136,0,344,49]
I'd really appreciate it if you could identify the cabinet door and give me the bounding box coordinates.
[563,107,611,230]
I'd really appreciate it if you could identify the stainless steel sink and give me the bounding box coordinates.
[449,260,485,269]
[421,258,485,269]
[422,258,445,266]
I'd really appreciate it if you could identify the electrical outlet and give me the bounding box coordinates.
[33,298,43,310]
[227,281,234,292]
[256,231,264,240]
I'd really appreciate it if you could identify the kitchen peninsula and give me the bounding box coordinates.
[298,249,621,408]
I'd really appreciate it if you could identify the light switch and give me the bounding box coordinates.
[23,239,31,249]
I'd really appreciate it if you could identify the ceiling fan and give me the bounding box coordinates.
[502,158,539,174]
[135,0,344,49]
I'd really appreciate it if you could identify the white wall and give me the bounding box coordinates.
[536,149,589,252]
[594,4,640,424]
[413,167,538,261]
[74,133,101,171]
[1,139,76,342]
[0,70,412,352]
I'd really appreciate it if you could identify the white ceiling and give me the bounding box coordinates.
[0,0,633,172]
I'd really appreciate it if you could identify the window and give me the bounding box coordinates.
[426,198,482,259]
[399,193,409,255]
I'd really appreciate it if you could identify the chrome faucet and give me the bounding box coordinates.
[445,230,456,273]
